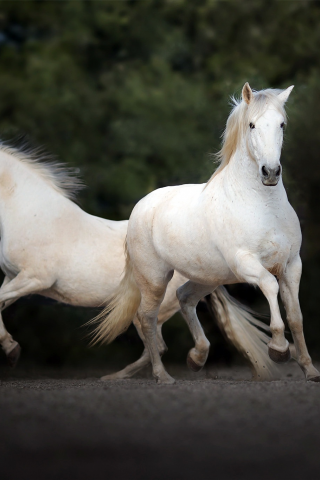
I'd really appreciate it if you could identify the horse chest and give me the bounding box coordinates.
[254,228,291,273]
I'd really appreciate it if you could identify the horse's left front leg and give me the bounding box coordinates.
[280,255,320,382]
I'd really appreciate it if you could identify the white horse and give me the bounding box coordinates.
[95,83,319,384]
[0,142,277,380]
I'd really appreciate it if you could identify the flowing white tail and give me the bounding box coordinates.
[90,245,141,345]
[91,251,278,380]
[205,287,278,380]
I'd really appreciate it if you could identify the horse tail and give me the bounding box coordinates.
[206,286,279,380]
[89,242,141,345]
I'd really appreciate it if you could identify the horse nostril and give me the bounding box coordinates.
[262,166,269,177]
[275,166,281,177]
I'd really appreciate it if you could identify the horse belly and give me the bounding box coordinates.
[161,239,235,286]
[42,264,123,307]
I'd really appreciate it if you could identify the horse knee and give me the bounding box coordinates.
[260,273,279,297]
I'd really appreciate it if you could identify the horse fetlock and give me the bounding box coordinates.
[6,343,21,368]
[154,369,175,385]
[268,335,288,352]
[200,338,211,353]
[2,336,16,354]
[299,361,320,381]
[186,347,207,372]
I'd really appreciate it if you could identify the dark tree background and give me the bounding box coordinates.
[0,0,320,369]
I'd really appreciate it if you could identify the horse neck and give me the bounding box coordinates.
[221,143,287,209]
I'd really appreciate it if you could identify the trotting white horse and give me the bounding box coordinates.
[94,83,319,384]
[0,142,277,380]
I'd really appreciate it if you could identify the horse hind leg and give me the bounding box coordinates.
[101,273,183,381]
[177,281,213,372]
[101,320,167,381]
[101,317,150,380]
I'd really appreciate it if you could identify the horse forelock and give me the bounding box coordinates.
[0,142,84,200]
[205,88,287,187]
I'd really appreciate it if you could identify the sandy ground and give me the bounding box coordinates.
[0,361,320,480]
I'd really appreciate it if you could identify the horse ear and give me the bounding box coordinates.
[277,86,294,104]
[242,82,253,105]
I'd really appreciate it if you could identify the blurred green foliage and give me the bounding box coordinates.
[0,0,320,368]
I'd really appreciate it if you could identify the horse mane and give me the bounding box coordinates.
[0,141,84,200]
[205,88,287,187]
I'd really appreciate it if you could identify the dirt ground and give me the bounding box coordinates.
[1,361,320,480]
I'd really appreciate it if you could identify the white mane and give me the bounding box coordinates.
[0,141,84,200]
[206,88,287,186]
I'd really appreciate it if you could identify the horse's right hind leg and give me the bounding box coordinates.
[177,281,213,372]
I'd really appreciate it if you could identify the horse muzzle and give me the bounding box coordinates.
[261,165,281,186]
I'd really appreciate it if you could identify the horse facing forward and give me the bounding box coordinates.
[0,141,277,380]
[95,83,320,385]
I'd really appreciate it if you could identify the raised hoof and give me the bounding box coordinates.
[7,344,21,368]
[268,346,291,364]
[187,353,203,372]
[307,376,320,383]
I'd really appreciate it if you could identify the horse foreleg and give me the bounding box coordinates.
[177,281,212,372]
[0,273,52,367]
[0,307,21,367]
[236,253,290,363]
[0,277,21,366]
[280,256,320,382]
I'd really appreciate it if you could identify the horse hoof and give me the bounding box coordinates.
[307,376,320,383]
[268,346,291,364]
[7,344,21,368]
[187,353,203,372]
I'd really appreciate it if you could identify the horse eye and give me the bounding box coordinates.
[280,122,285,128]
[249,122,255,129]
